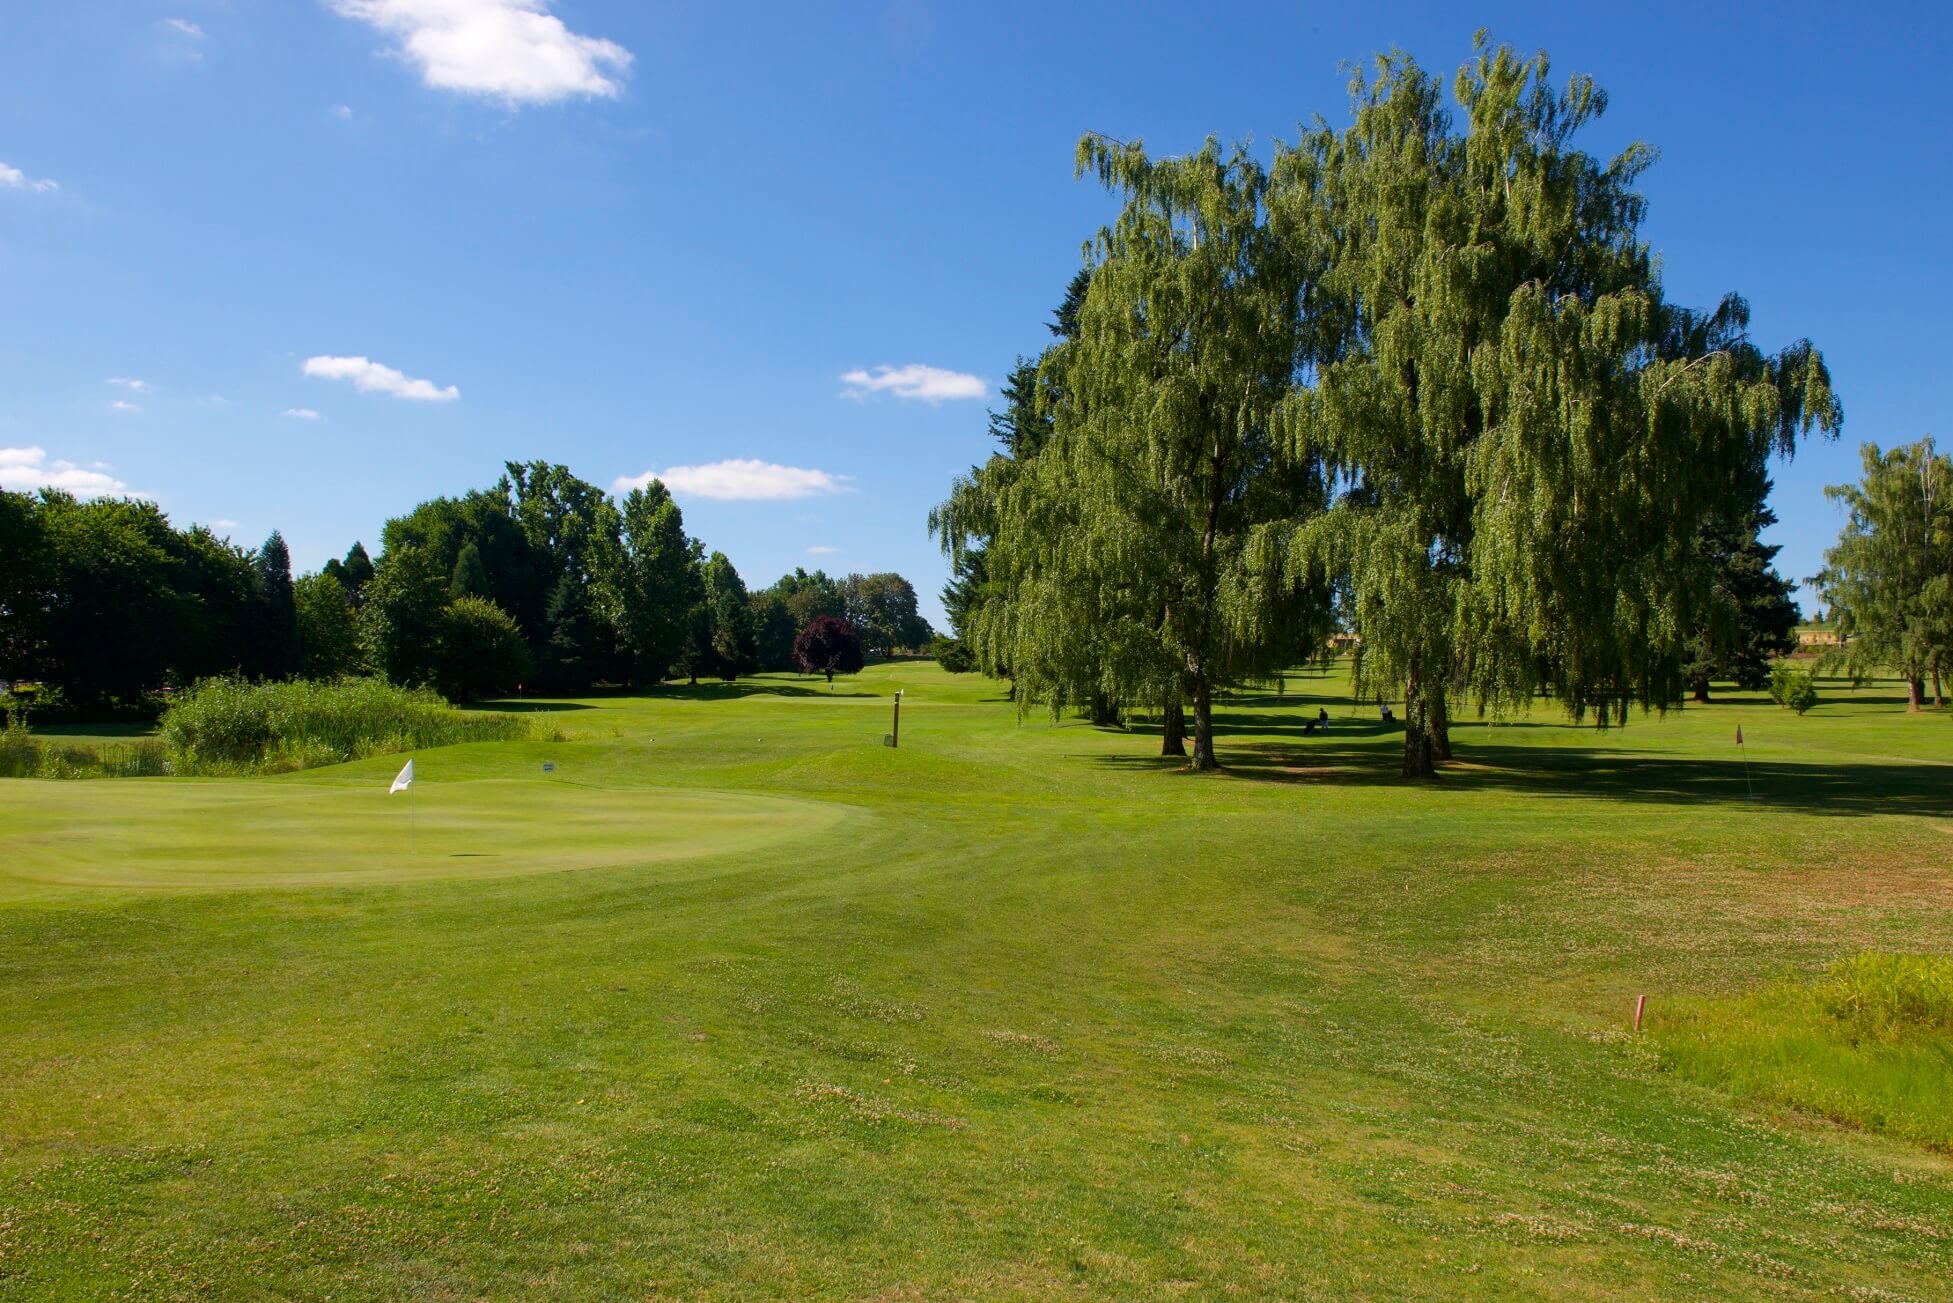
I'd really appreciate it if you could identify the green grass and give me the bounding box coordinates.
[1650,953,1953,1153]
[2,662,1951,1299]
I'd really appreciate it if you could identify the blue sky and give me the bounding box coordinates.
[2,2,1947,624]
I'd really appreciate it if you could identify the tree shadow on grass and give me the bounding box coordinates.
[472,700,597,713]
[1194,737,1953,817]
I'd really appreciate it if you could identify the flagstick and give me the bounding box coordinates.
[410,779,417,854]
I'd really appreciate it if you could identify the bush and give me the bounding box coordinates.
[434,596,532,702]
[159,676,532,773]
[931,634,976,674]
[1768,661,1818,714]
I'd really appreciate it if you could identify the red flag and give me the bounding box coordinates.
[1735,724,1744,745]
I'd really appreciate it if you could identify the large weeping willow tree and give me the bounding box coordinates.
[1262,36,1840,777]
[972,134,1332,769]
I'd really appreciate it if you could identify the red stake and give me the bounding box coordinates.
[1634,993,1647,1032]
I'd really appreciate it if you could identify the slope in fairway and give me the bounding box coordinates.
[0,775,850,894]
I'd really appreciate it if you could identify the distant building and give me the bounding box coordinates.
[1328,632,1361,653]
[1796,625,1840,648]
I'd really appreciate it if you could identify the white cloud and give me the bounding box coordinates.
[162,17,204,37]
[613,459,849,502]
[106,377,153,393]
[302,354,458,401]
[330,103,354,120]
[212,518,240,529]
[109,400,141,412]
[0,162,58,194]
[328,0,632,105]
[0,447,145,499]
[806,545,840,555]
[282,407,323,420]
[840,363,985,402]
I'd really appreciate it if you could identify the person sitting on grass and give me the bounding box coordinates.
[1380,703,1395,723]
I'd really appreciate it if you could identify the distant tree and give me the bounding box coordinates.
[294,572,364,679]
[840,572,933,657]
[1816,438,1953,710]
[1681,480,1800,701]
[323,541,375,603]
[434,595,532,701]
[616,480,698,683]
[748,590,797,671]
[931,633,976,673]
[792,615,865,687]
[256,530,301,679]
[538,573,601,692]
[702,551,756,679]
[358,543,449,688]
[448,540,492,599]
[772,568,845,630]
[32,494,182,708]
[0,491,51,682]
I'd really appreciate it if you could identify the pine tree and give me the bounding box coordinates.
[702,551,756,680]
[539,573,599,692]
[255,530,301,679]
[1681,479,1800,702]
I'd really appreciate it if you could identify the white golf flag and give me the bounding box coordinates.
[389,759,414,794]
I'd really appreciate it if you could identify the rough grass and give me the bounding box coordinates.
[2,663,1951,1299]
[1651,952,1953,1152]
[157,676,537,773]
[0,709,170,778]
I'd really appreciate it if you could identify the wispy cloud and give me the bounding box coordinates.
[329,103,355,120]
[841,363,985,402]
[162,17,204,38]
[0,162,58,194]
[282,407,323,420]
[106,377,153,393]
[614,459,849,502]
[806,545,840,555]
[302,354,458,401]
[0,447,144,499]
[328,0,632,105]
[109,400,141,413]
[212,518,240,530]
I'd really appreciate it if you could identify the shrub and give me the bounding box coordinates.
[0,705,35,777]
[434,596,532,702]
[159,676,532,773]
[931,634,976,674]
[1768,661,1817,714]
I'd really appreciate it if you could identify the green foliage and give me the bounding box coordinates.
[747,590,797,671]
[770,567,844,630]
[1816,437,1953,708]
[538,574,601,691]
[434,595,532,701]
[930,633,975,673]
[702,551,756,680]
[1653,952,1953,1153]
[255,530,301,679]
[158,676,529,773]
[1767,661,1818,714]
[1682,480,1801,699]
[294,572,365,680]
[616,479,698,684]
[449,540,492,599]
[840,572,932,656]
[358,542,450,688]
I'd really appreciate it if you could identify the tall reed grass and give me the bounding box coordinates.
[1649,950,1953,1152]
[0,708,171,779]
[158,677,535,774]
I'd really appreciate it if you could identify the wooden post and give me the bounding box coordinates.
[1634,993,1647,1032]
[891,690,902,748]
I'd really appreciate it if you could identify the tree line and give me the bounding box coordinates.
[931,36,1843,776]
[1,460,932,714]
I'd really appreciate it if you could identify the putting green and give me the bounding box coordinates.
[0,775,851,894]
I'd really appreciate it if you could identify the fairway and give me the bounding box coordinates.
[3,662,1952,1299]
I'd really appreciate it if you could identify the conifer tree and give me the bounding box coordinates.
[702,551,756,679]
[255,530,301,680]
[449,540,492,599]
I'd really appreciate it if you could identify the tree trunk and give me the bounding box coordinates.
[1934,666,1946,708]
[1909,677,1926,712]
[1090,691,1122,728]
[1429,681,1452,762]
[1189,668,1217,770]
[1402,661,1435,779]
[1161,694,1187,757]
[1691,675,1710,704]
